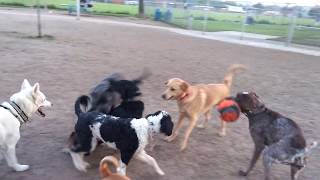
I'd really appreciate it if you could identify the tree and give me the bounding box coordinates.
[210,1,227,9]
[139,0,144,17]
[224,1,237,6]
[281,6,293,16]
[309,6,320,20]
[253,3,264,9]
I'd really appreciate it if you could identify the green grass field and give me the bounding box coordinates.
[1,0,320,47]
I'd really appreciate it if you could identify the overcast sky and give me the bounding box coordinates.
[236,0,319,6]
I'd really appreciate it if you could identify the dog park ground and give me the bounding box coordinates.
[0,8,319,180]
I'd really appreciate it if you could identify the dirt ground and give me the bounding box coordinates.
[0,8,319,180]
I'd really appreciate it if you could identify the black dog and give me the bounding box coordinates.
[235,92,317,180]
[69,110,173,175]
[75,70,150,118]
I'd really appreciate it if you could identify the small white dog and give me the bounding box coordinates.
[0,79,52,171]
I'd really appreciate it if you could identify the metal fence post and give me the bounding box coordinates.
[202,0,209,34]
[286,9,297,47]
[240,5,249,40]
[76,0,80,20]
[36,0,42,38]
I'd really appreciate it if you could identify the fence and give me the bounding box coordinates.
[1,0,319,47]
[144,1,320,47]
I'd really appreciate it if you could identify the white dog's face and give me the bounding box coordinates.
[10,79,52,117]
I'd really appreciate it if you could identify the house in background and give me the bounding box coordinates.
[227,5,244,13]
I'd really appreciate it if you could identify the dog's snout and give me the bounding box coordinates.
[161,94,166,99]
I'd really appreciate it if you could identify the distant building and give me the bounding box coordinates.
[263,11,281,16]
[227,5,245,13]
[111,0,125,4]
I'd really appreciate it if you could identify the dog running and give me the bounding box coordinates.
[68,110,173,175]
[235,92,317,180]
[162,64,246,151]
[66,71,174,175]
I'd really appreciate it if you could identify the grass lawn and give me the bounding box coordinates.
[0,0,138,16]
[1,0,320,46]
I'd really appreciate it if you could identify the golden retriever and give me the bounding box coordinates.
[162,64,246,151]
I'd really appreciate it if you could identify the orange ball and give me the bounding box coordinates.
[217,99,240,122]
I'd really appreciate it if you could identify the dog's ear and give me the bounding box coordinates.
[165,79,172,85]
[21,79,31,91]
[160,114,173,136]
[32,83,40,95]
[180,82,189,91]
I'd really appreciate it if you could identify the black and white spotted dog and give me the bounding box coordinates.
[68,110,173,175]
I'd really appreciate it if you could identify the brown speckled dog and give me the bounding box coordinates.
[235,92,317,180]
[162,64,246,151]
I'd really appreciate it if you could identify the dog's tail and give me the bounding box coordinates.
[74,95,91,117]
[100,156,119,178]
[132,68,152,85]
[223,64,246,89]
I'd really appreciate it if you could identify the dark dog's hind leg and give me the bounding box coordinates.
[239,144,264,176]
[290,157,306,180]
[291,165,300,180]
[263,154,273,180]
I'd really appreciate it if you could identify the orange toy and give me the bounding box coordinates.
[217,98,240,122]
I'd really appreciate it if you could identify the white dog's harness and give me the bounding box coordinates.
[0,101,29,124]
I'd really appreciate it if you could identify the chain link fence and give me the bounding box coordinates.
[144,1,320,47]
[1,0,319,47]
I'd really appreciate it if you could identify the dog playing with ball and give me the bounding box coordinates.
[162,64,246,151]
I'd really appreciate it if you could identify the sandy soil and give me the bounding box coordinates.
[0,8,319,180]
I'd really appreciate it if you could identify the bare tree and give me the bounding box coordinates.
[139,0,144,17]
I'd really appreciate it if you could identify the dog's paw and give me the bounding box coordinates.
[157,170,165,176]
[61,147,71,153]
[164,135,176,142]
[179,144,187,152]
[196,124,206,129]
[14,164,30,172]
[218,131,226,137]
[238,170,248,176]
[83,162,91,169]
[75,163,87,172]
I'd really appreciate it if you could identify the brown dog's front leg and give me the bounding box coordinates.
[180,115,198,151]
[218,119,227,137]
[239,144,264,176]
[197,110,211,129]
[165,113,185,142]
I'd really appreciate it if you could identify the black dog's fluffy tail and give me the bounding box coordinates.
[74,95,91,117]
[132,68,152,85]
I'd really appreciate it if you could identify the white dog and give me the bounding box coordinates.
[0,79,52,171]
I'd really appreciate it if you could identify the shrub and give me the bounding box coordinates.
[0,2,25,7]
[256,19,272,24]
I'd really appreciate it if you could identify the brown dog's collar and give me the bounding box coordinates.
[178,92,190,101]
